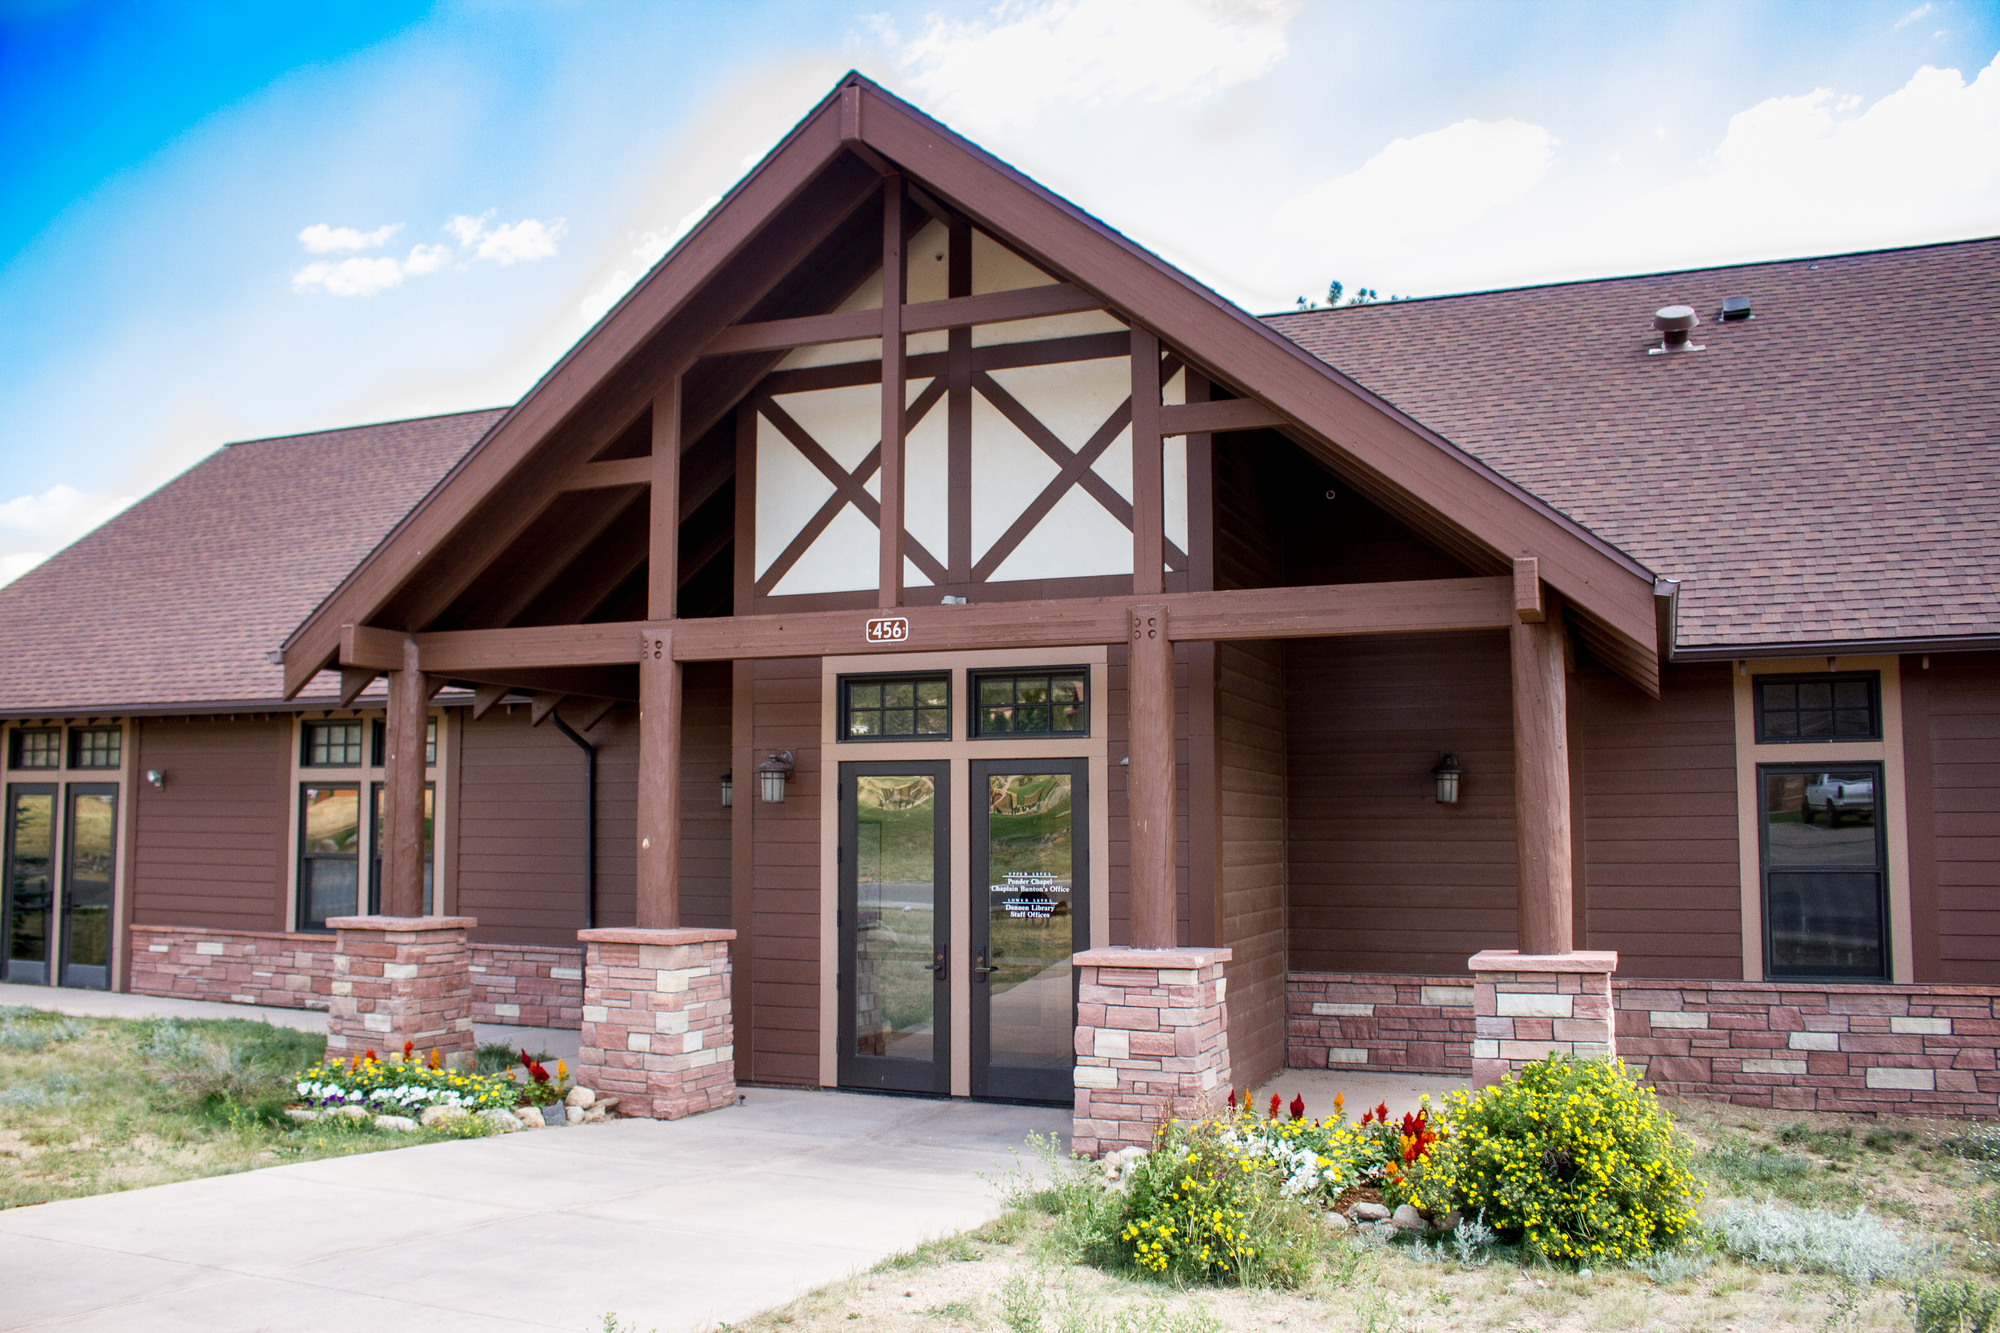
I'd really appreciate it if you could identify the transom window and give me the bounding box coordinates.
[68,727,121,770]
[370,719,438,767]
[973,670,1088,737]
[1754,673,1881,742]
[7,729,60,770]
[843,675,949,741]
[302,721,365,767]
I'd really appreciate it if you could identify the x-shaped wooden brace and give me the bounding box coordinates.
[969,353,1190,583]
[752,378,950,595]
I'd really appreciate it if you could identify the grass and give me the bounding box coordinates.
[0,1006,492,1210]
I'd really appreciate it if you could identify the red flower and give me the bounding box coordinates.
[1376,1101,1390,1123]
[364,1048,378,1062]
[402,1039,414,1061]
[1226,1088,1237,1111]
[1288,1094,1305,1121]
[1267,1093,1281,1120]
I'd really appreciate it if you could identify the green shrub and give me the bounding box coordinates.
[1115,1117,1320,1287]
[1907,1278,2000,1333]
[1405,1054,1701,1263]
[1709,1200,1917,1284]
[137,1018,324,1119]
[0,1008,86,1052]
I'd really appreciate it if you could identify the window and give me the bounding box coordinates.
[1760,764,1888,979]
[302,720,364,767]
[1754,673,1881,742]
[369,782,435,914]
[972,670,1088,737]
[369,718,437,767]
[298,784,361,930]
[8,729,59,770]
[842,675,949,741]
[68,727,121,770]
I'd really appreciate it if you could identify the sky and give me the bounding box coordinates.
[1,0,1996,586]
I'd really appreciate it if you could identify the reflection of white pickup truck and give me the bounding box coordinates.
[1805,774,1875,826]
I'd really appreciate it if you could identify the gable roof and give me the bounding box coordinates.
[280,72,1663,698]
[1267,237,2000,657]
[0,409,499,716]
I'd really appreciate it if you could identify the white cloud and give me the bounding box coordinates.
[1273,118,1559,254]
[292,213,565,296]
[0,484,136,586]
[885,0,1299,134]
[1895,3,1933,29]
[578,195,719,324]
[297,222,403,253]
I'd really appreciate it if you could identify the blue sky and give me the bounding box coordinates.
[2,0,1996,583]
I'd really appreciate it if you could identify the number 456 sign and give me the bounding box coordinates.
[864,615,910,645]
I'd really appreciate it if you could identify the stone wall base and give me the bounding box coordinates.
[325,916,478,1061]
[1471,950,1618,1088]
[1288,972,1476,1074]
[576,928,735,1120]
[1073,947,1232,1157]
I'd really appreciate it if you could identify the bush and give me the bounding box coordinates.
[1115,1116,1321,1287]
[0,1008,86,1053]
[1907,1278,2000,1333]
[1709,1200,1918,1284]
[1405,1054,1702,1263]
[138,1018,324,1118]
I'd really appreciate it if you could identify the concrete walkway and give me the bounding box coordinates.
[0,1087,1063,1332]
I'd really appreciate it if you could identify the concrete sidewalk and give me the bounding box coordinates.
[0,981,582,1062]
[0,1086,1063,1332]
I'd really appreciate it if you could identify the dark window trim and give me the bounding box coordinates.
[367,780,436,915]
[66,726,121,770]
[301,719,365,769]
[8,727,61,771]
[370,717,439,768]
[296,781,361,932]
[969,666,1092,740]
[836,671,953,744]
[1757,760,1890,982]
[1752,671,1883,744]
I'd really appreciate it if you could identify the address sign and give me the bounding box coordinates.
[864,615,911,645]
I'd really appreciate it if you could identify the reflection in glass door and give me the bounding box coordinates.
[61,787,116,990]
[838,763,950,1094]
[3,786,55,984]
[1761,764,1888,979]
[970,760,1088,1103]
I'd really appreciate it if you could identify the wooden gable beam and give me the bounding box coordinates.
[451,488,644,631]
[562,457,652,491]
[1158,398,1289,437]
[337,668,378,709]
[700,282,1101,357]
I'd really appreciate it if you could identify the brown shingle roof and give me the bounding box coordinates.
[1265,237,2000,654]
[0,409,502,715]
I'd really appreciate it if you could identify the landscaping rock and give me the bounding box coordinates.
[581,1107,606,1123]
[1347,1202,1391,1223]
[1439,1210,1463,1233]
[513,1106,544,1129]
[329,1105,372,1122]
[418,1106,469,1129]
[595,1095,620,1115]
[476,1109,520,1133]
[564,1105,585,1125]
[285,1108,320,1124]
[374,1115,418,1133]
[1323,1211,1351,1232]
[539,1104,567,1127]
[1390,1204,1427,1233]
[565,1086,595,1109]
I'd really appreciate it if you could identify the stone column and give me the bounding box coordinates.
[1470,949,1618,1087]
[325,916,477,1062]
[1072,946,1232,1157]
[576,927,735,1120]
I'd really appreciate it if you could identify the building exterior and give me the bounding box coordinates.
[3,75,1997,1133]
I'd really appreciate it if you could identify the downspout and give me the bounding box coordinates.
[551,711,597,930]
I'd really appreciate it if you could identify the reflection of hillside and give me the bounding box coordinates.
[988,776,1072,818]
[861,776,934,811]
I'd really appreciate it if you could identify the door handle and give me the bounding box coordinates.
[973,952,994,983]
[925,951,947,980]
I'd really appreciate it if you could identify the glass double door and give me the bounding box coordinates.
[837,758,1088,1103]
[3,784,116,989]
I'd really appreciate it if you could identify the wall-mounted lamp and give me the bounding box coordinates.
[1431,753,1461,805]
[755,751,795,804]
[146,769,167,789]
[720,771,732,808]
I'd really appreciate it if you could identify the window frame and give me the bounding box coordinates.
[66,726,121,771]
[969,667,1092,740]
[296,781,363,932]
[1757,760,1890,982]
[301,719,365,768]
[1752,671,1883,744]
[8,728,61,771]
[837,671,953,744]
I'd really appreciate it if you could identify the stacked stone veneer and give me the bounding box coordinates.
[324,916,477,1061]
[1470,951,1618,1087]
[129,925,583,1028]
[576,928,735,1120]
[1072,947,1232,1157]
[1288,973,1477,1074]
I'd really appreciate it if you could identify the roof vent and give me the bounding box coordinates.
[1649,305,1704,355]
[1720,297,1752,322]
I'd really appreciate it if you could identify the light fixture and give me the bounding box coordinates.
[720,771,732,808]
[1431,753,1461,805]
[756,751,795,804]
[145,769,166,789]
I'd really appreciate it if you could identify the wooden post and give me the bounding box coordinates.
[648,377,681,619]
[878,174,906,609]
[382,635,427,917]
[1128,604,1175,949]
[1130,329,1163,596]
[1511,561,1572,955]
[946,218,972,588]
[637,627,682,929]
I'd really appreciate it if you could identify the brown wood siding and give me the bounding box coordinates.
[1213,435,1283,593]
[1217,639,1286,1088]
[1105,643,1193,945]
[679,662,733,928]
[456,708,589,945]
[591,709,637,928]
[749,657,821,1085]
[1577,661,1741,978]
[1286,631,1517,973]
[130,718,290,933]
[1928,652,2000,982]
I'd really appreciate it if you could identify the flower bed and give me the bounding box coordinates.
[288,1041,616,1132]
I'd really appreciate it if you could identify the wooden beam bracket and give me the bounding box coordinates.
[1514,556,1546,623]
